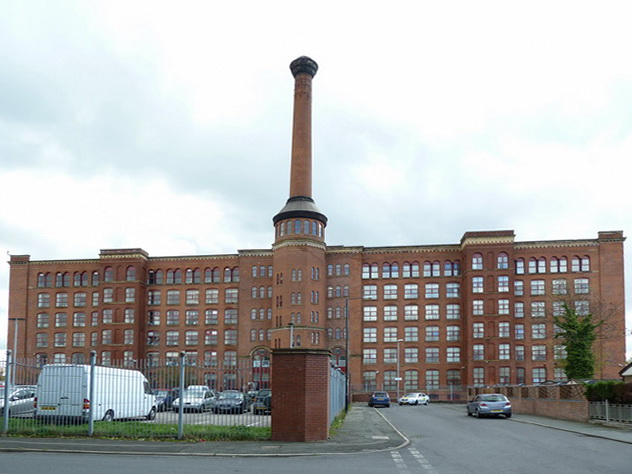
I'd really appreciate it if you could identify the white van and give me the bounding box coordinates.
[35,364,157,422]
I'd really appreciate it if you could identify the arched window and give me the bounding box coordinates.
[581,256,590,272]
[471,254,483,270]
[126,266,136,282]
[497,252,509,269]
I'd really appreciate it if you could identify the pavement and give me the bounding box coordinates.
[1,404,631,457]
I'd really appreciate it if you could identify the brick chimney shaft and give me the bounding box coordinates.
[288,56,318,199]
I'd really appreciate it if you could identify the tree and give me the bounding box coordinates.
[554,303,603,380]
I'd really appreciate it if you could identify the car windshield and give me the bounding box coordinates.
[373,392,388,397]
[154,390,169,397]
[220,391,242,399]
[183,390,206,398]
[480,395,507,402]
[404,393,416,397]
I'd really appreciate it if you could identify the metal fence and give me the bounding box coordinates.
[589,401,632,425]
[1,352,271,439]
[329,365,346,425]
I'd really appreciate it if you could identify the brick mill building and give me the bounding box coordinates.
[7,57,627,399]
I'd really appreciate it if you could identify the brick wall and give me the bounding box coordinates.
[271,348,330,441]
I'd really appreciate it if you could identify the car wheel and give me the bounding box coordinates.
[399,402,403,406]
[474,409,481,418]
[424,401,428,406]
[146,407,156,421]
[414,401,419,406]
[102,410,115,422]
[505,413,512,419]
[467,407,472,416]
[386,404,390,408]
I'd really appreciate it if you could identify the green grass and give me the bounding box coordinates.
[2,419,271,441]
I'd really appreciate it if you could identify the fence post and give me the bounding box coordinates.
[88,350,96,436]
[177,352,185,440]
[605,399,610,423]
[2,350,12,434]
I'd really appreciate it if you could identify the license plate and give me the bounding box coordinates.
[40,406,57,411]
[491,409,503,413]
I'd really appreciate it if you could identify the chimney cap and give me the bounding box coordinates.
[290,56,318,78]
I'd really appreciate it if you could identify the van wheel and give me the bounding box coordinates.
[102,410,115,422]
[146,407,156,421]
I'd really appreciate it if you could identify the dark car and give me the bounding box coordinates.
[252,389,272,415]
[467,393,512,418]
[368,391,390,408]
[154,388,179,412]
[214,390,248,414]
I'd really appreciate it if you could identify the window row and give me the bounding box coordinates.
[362,325,461,343]
[361,304,461,321]
[37,266,134,288]
[362,261,461,279]
[363,347,463,364]
[471,343,567,362]
[147,288,238,305]
[147,267,240,285]
[471,253,591,274]
[472,321,558,340]
[474,276,590,295]
[36,330,137,348]
[276,218,325,238]
[362,283,460,300]
[327,264,351,277]
[327,285,350,298]
[37,309,136,328]
[362,369,463,391]
[472,299,589,317]
[146,329,239,346]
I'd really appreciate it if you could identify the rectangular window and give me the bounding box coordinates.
[404,284,418,299]
[74,292,87,307]
[404,305,419,320]
[125,288,135,303]
[37,313,49,328]
[36,333,48,347]
[38,293,50,308]
[363,349,377,364]
[425,326,439,342]
[185,330,198,345]
[225,288,238,304]
[54,333,67,347]
[473,344,484,360]
[56,293,69,308]
[531,301,546,318]
[205,289,219,304]
[224,329,238,345]
[383,348,398,364]
[185,310,199,325]
[55,312,68,328]
[72,332,86,347]
[574,278,590,294]
[446,304,460,320]
[148,311,161,326]
[205,309,219,325]
[363,285,377,300]
[404,347,418,363]
[363,306,378,321]
[530,280,545,296]
[446,347,461,363]
[384,284,398,300]
[166,331,179,346]
[497,276,509,292]
[473,300,484,316]
[472,277,484,293]
[425,370,440,390]
[102,309,113,324]
[515,345,525,361]
[102,289,113,304]
[446,325,461,341]
[425,304,440,320]
[425,347,439,363]
[446,282,460,298]
[204,329,218,345]
[101,330,112,344]
[532,345,547,361]
[498,299,510,315]
[425,283,439,299]
[499,343,510,360]
[498,321,510,338]
[514,302,525,318]
[124,308,134,323]
[383,305,398,321]
[384,327,398,342]
[473,322,484,338]
[166,310,180,325]
[532,323,546,339]
[167,290,180,305]
[124,329,134,345]
[404,326,418,342]
[363,328,377,343]
[186,289,199,305]
[148,290,161,305]
[552,279,567,295]
[514,280,524,296]
[73,312,86,327]
[224,309,238,324]
[515,323,525,340]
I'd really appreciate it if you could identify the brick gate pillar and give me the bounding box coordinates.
[271,348,330,442]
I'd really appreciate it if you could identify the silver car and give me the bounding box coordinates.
[0,386,37,417]
[172,389,218,413]
[467,393,512,418]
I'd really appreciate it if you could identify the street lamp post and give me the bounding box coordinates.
[9,318,26,386]
[396,338,404,402]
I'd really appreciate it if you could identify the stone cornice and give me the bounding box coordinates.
[272,239,327,251]
[514,239,599,250]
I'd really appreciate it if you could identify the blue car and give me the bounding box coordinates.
[368,391,391,408]
[467,393,512,418]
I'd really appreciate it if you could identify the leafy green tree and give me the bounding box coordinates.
[554,303,603,380]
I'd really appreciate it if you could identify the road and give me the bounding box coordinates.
[1,405,629,473]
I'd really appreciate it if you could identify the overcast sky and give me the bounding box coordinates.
[1,1,631,358]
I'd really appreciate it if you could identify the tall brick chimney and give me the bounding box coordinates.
[273,56,327,229]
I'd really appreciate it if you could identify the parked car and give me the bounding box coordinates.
[214,390,248,414]
[0,386,37,417]
[154,388,179,412]
[467,393,512,418]
[368,391,391,408]
[172,389,218,413]
[252,389,272,415]
[186,385,211,392]
[399,392,429,406]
